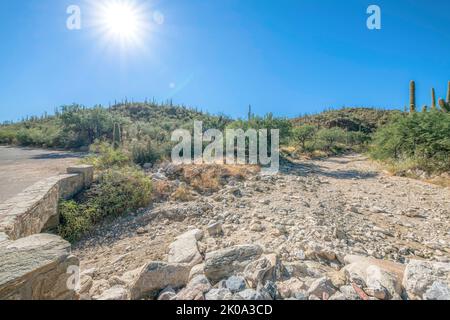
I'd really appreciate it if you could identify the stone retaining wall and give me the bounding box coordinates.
[0,165,93,241]
[0,165,93,300]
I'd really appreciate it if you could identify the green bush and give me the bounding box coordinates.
[370,111,450,173]
[58,166,152,242]
[292,125,317,151]
[83,142,130,169]
[58,200,95,242]
[0,127,16,144]
[316,127,347,151]
[131,140,170,165]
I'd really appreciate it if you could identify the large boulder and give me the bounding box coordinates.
[403,260,450,300]
[168,229,203,266]
[0,234,79,300]
[127,261,191,300]
[204,244,263,284]
[343,255,405,300]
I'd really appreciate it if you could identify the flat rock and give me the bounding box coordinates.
[168,229,203,266]
[128,261,191,300]
[204,244,263,283]
[0,233,79,300]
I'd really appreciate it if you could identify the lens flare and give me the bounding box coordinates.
[90,0,151,49]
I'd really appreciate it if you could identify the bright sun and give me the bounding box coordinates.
[94,0,149,47]
[103,2,139,39]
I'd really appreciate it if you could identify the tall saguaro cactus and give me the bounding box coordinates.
[438,98,450,113]
[113,122,122,149]
[431,88,437,110]
[447,81,450,104]
[409,80,416,113]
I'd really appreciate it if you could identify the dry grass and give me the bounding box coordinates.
[174,164,259,194]
[426,174,450,188]
[170,185,196,202]
[152,180,174,201]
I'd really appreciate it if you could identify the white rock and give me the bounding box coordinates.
[95,286,130,300]
[205,288,233,300]
[423,281,450,300]
[168,229,203,266]
[128,262,191,300]
[403,260,450,300]
[188,263,205,281]
[207,221,223,237]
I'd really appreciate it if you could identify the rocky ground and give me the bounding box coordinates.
[73,154,450,300]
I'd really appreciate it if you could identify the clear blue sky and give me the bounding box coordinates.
[1,0,449,122]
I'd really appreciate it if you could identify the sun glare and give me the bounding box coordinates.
[93,0,150,48]
[103,2,138,38]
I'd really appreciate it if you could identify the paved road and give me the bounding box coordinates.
[0,146,82,203]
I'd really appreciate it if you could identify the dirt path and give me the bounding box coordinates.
[74,154,450,286]
[0,146,82,203]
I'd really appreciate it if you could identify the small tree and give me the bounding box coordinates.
[292,125,316,151]
[317,127,347,151]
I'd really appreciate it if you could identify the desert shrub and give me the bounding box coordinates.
[370,111,450,173]
[82,142,130,169]
[59,104,121,148]
[292,125,317,151]
[58,200,96,242]
[168,164,259,195]
[316,127,347,151]
[0,127,16,144]
[347,131,371,147]
[225,114,292,162]
[131,140,171,165]
[152,180,175,201]
[59,166,152,242]
[171,185,196,202]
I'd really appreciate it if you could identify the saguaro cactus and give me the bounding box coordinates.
[438,98,449,112]
[409,80,416,113]
[447,81,450,104]
[113,122,122,149]
[431,88,437,110]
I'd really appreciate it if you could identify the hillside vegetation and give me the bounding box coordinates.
[1,93,449,175]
